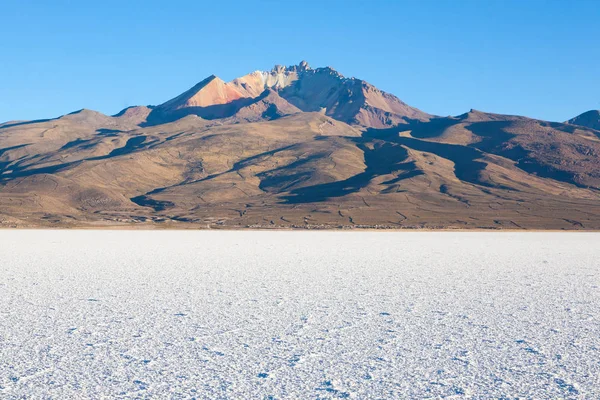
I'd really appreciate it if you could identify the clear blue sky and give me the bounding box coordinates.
[1,0,599,123]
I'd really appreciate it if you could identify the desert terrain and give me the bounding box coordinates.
[1,62,599,229]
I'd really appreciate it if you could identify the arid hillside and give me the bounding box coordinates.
[1,62,599,229]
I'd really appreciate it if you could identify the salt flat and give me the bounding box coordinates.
[0,231,598,399]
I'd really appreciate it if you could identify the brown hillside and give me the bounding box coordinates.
[1,63,599,229]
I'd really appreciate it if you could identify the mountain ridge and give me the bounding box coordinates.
[138,61,432,128]
[1,62,599,229]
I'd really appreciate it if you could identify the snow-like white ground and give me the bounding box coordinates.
[0,231,598,399]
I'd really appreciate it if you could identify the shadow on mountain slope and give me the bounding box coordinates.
[364,127,500,188]
[0,136,150,181]
[141,90,295,126]
[0,118,54,129]
[276,123,513,204]
[404,117,462,139]
[466,121,589,188]
[466,121,522,157]
[142,97,253,126]
[280,140,421,204]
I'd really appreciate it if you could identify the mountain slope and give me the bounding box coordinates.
[567,110,600,130]
[233,62,432,127]
[144,62,432,128]
[224,89,302,123]
[400,110,600,188]
[1,63,599,229]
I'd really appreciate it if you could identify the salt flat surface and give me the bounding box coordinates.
[0,231,598,399]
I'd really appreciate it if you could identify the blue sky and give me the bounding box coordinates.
[1,0,599,123]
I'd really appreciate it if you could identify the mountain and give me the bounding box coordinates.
[229,89,302,123]
[231,62,432,127]
[1,62,599,229]
[567,110,600,131]
[144,61,432,128]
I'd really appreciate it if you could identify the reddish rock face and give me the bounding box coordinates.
[160,75,246,110]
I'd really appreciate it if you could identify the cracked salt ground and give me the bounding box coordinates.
[0,231,599,398]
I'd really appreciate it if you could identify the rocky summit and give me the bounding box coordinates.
[1,62,599,229]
